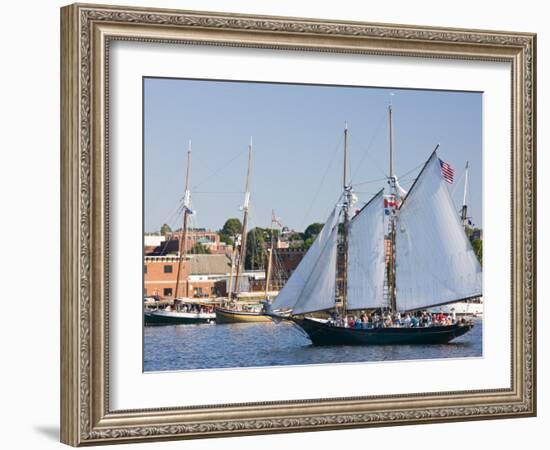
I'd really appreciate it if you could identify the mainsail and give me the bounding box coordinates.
[346,190,387,310]
[270,206,340,312]
[395,152,482,311]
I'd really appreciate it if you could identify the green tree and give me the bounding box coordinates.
[245,227,266,270]
[303,222,323,240]
[190,242,211,254]
[300,222,324,249]
[465,227,483,266]
[471,239,482,265]
[303,236,316,250]
[160,223,172,235]
[219,218,243,245]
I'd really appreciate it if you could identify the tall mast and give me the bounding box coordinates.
[234,138,252,297]
[227,244,237,302]
[461,161,470,229]
[174,142,192,299]
[387,105,397,312]
[341,123,350,316]
[264,210,276,300]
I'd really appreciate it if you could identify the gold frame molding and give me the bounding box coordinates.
[60,3,536,446]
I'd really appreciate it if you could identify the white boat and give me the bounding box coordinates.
[144,307,215,324]
[428,298,483,317]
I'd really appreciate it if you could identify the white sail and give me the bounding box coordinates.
[292,221,339,315]
[395,152,482,311]
[346,190,387,310]
[270,206,340,311]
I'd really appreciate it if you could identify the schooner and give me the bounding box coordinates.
[144,142,217,324]
[215,138,274,323]
[267,106,482,345]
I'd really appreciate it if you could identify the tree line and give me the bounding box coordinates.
[158,220,482,268]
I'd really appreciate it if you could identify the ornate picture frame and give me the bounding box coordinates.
[60,3,536,446]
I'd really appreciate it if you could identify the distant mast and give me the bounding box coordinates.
[264,210,276,300]
[341,123,350,316]
[387,104,397,312]
[174,142,192,299]
[233,138,253,297]
[461,161,470,229]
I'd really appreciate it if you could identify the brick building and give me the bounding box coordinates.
[145,229,233,256]
[144,254,231,299]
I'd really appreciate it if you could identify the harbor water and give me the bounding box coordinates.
[144,318,483,372]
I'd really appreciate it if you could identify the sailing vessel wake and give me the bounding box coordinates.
[267,107,482,346]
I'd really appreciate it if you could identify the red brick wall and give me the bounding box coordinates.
[144,259,189,298]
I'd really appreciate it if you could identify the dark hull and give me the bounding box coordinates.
[293,318,474,346]
[144,311,214,325]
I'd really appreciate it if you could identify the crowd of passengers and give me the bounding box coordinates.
[328,310,464,329]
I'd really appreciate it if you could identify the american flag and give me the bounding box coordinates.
[439,158,454,184]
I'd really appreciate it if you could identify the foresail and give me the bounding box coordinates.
[292,221,339,315]
[395,152,482,311]
[347,190,387,310]
[269,206,340,311]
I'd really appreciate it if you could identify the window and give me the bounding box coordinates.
[163,265,172,273]
[163,288,173,297]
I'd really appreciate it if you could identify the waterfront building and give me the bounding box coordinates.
[144,229,233,256]
[144,254,230,299]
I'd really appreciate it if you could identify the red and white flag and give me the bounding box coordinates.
[439,158,454,184]
[271,211,283,227]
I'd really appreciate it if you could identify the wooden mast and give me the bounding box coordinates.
[264,210,275,300]
[233,139,252,298]
[227,244,237,302]
[174,142,192,299]
[341,124,350,316]
[461,161,470,229]
[388,104,398,312]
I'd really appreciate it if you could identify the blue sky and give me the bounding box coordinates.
[144,78,482,233]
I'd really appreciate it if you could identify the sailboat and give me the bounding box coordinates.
[267,108,482,345]
[215,139,273,324]
[145,142,216,325]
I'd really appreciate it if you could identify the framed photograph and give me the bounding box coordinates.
[60,3,536,446]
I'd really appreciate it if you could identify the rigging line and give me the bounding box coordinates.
[299,133,344,230]
[450,168,466,197]
[193,191,245,195]
[155,197,185,231]
[353,176,388,187]
[397,162,424,181]
[190,148,246,191]
[350,111,388,183]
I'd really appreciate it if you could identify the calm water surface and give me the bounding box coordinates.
[144,318,483,372]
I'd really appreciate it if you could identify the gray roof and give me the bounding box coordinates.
[188,254,231,275]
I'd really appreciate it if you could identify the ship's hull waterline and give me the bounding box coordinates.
[215,307,273,324]
[292,317,474,346]
[144,310,215,325]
